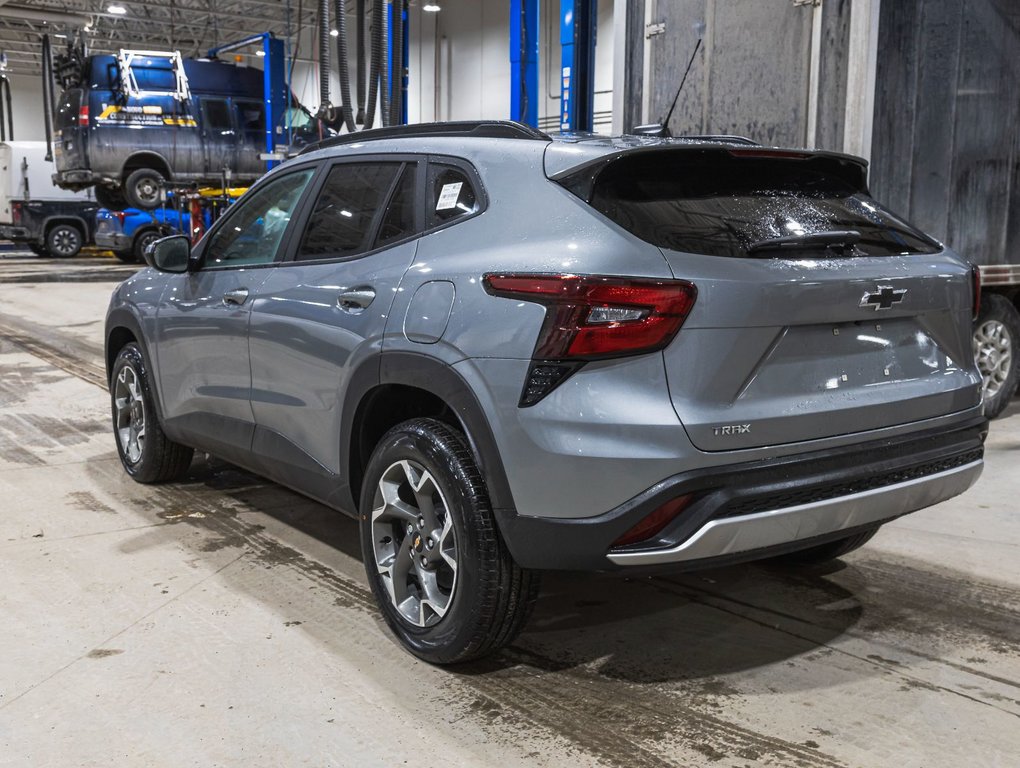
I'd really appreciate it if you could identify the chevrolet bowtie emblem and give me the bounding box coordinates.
[860,285,907,310]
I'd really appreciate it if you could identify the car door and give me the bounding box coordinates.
[154,166,318,461]
[199,97,239,179]
[247,157,423,501]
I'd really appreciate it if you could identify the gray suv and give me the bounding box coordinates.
[105,121,987,664]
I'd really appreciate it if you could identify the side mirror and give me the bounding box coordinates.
[145,235,191,273]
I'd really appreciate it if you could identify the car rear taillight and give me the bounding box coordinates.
[113,211,127,224]
[971,264,981,321]
[78,106,89,127]
[483,273,697,405]
[612,494,696,547]
[11,201,22,225]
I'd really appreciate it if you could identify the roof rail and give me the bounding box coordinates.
[299,120,551,155]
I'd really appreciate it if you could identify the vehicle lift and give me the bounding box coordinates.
[511,0,596,132]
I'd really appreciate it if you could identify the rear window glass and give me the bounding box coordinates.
[581,153,940,258]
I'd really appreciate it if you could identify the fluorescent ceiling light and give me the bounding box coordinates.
[423,3,441,11]
[330,29,339,37]
[107,4,127,14]
[255,50,265,56]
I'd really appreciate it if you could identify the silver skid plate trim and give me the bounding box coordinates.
[607,460,984,566]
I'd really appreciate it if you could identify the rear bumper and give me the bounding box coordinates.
[495,416,987,570]
[95,232,131,250]
[0,225,32,241]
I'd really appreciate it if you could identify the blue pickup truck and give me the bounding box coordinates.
[95,207,190,263]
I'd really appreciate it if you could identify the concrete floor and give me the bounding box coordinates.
[0,251,1017,768]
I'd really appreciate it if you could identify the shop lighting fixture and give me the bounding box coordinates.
[107,4,127,14]
[330,29,339,36]
[423,3,441,11]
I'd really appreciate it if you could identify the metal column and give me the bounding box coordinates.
[510,0,539,127]
[560,0,596,132]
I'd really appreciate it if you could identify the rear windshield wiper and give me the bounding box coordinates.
[747,230,861,257]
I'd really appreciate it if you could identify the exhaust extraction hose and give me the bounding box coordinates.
[389,0,402,125]
[333,0,356,131]
[356,0,366,124]
[363,0,383,129]
[41,34,54,162]
[316,0,334,120]
[378,0,390,127]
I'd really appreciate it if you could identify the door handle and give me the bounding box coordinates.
[222,288,249,306]
[338,288,376,313]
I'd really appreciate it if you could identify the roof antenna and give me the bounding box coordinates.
[632,20,705,138]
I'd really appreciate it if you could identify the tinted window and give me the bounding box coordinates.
[428,164,479,227]
[203,99,232,133]
[583,153,940,258]
[296,162,403,260]
[235,101,265,141]
[204,169,314,268]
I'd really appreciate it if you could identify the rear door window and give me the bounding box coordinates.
[578,151,940,258]
[296,161,417,261]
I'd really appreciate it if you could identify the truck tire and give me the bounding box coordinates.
[45,223,83,258]
[359,418,540,664]
[95,185,127,210]
[27,243,47,256]
[973,293,1020,419]
[124,168,165,210]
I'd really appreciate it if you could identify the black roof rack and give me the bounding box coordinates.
[299,120,551,155]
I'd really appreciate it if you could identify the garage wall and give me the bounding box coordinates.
[6,73,46,142]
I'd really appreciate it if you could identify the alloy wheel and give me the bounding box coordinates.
[50,228,80,257]
[114,365,146,464]
[974,318,1012,399]
[371,459,458,627]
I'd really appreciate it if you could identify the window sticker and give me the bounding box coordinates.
[436,181,463,211]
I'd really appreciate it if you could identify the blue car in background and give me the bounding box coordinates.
[95,207,190,263]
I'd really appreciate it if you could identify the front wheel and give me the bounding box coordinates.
[133,229,161,263]
[359,418,539,664]
[110,343,193,483]
[973,293,1020,419]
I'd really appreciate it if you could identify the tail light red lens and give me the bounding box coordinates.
[113,211,127,224]
[612,494,696,547]
[971,264,981,321]
[11,201,22,225]
[78,106,89,127]
[483,274,697,360]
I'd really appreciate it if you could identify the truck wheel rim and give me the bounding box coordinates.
[974,319,1012,399]
[114,366,146,464]
[371,459,458,628]
[135,178,160,204]
[52,229,79,256]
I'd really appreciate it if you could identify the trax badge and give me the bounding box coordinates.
[860,285,907,310]
[713,424,751,436]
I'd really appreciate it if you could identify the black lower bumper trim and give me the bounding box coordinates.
[495,416,987,570]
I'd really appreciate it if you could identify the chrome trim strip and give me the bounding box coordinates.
[607,460,984,566]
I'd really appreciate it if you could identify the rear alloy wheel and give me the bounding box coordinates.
[973,293,1020,419]
[110,343,193,483]
[133,229,161,263]
[45,224,83,258]
[124,168,165,210]
[360,418,539,664]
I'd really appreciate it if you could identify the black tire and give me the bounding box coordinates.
[133,228,161,263]
[770,526,880,566]
[973,293,1020,419]
[110,343,193,483]
[45,223,83,258]
[124,167,165,210]
[359,418,540,665]
[113,249,138,264]
[95,185,127,210]
[27,243,47,256]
